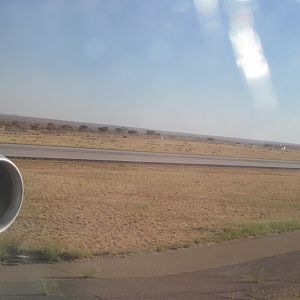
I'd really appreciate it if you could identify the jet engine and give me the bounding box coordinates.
[0,155,23,233]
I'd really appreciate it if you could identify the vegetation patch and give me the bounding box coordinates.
[0,237,87,264]
[2,219,300,263]
[207,219,300,242]
[152,219,300,253]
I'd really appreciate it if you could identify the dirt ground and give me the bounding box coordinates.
[4,159,300,255]
[1,131,300,161]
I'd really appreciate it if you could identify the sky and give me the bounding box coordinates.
[0,0,300,143]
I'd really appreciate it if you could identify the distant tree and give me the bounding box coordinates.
[115,127,124,134]
[98,126,109,133]
[19,122,28,131]
[2,121,12,128]
[206,137,215,142]
[11,121,20,128]
[61,124,73,132]
[264,144,272,148]
[146,130,156,135]
[78,125,88,132]
[29,123,41,131]
[0,121,10,131]
[8,121,22,132]
[0,121,5,131]
[46,122,56,131]
[127,130,137,135]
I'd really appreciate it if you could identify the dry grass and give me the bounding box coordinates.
[1,131,300,161]
[4,159,300,255]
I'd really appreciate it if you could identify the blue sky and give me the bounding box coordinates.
[0,0,300,143]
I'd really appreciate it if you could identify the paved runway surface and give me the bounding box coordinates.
[3,252,300,300]
[1,231,300,299]
[1,143,300,169]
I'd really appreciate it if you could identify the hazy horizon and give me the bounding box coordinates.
[2,112,299,146]
[1,0,300,144]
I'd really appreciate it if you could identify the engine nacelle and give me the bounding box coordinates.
[0,156,23,233]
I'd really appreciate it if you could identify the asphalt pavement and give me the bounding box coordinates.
[1,231,300,299]
[1,143,300,169]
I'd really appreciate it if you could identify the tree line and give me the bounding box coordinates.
[0,120,153,135]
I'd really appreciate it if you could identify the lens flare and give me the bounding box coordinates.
[229,10,268,80]
[193,0,220,31]
[228,4,278,110]
[230,26,269,79]
[193,0,219,15]
[192,0,277,110]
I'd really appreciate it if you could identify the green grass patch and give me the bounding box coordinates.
[38,242,90,262]
[210,219,300,242]
[155,219,300,254]
[0,238,87,264]
[41,242,64,263]
[0,237,22,262]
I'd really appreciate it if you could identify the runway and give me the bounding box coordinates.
[1,143,300,169]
